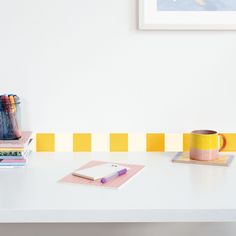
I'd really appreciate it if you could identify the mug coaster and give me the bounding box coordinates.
[172,152,234,167]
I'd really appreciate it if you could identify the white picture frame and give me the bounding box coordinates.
[139,0,236,30]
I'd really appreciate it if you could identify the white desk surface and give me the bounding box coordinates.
[0,152,236,223]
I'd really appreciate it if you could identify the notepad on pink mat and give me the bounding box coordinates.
[59,161,145,189]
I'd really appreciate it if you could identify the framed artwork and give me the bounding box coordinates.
[139,0,236,30]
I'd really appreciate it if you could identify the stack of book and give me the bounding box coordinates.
[0,131,33,167]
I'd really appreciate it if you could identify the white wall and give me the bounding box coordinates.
[1,0,236,133]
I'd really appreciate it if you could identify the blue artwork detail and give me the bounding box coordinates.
[157,0,236,11]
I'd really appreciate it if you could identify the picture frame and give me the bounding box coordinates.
[139,0,236,30]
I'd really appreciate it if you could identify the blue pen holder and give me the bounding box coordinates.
[0,95,22,140]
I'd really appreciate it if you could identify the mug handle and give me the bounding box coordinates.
[218,133,227,152]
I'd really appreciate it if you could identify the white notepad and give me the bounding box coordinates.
[72,163,129,181]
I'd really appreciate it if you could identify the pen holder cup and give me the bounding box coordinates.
[0,98,22,140]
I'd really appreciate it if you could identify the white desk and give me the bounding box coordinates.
[0,152,236,223]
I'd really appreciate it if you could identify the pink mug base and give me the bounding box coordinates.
[190,148,218,161]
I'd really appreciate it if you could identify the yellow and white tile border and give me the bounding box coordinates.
[32,133,236,152]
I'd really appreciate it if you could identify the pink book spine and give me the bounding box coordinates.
[0,159,26,163]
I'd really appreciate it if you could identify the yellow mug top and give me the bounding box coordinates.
[190,130,219,150]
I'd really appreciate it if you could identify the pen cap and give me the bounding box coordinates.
[118,168,127,175]
[0,94,22,140]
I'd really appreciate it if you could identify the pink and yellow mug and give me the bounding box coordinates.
[190,130,227,161]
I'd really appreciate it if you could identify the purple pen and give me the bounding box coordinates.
[101,168,127,184]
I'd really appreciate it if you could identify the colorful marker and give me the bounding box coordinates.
[0,96,3,139]
[9,95,16,113]
[1,94,21,139]
[101,168,127,184]
[8,95,21,139]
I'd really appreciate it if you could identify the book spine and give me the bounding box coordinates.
[0,132,33,148]
[0,158,27,166]
[0,149,31,159]
[0,163,26,166]
[0,158,26,162]
[0,155,25,159]
[0,151,23,156]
